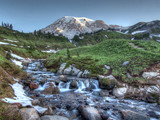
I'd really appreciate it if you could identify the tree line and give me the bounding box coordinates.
[1,22,13,30]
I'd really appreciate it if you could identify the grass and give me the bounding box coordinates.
[46,39,160,83]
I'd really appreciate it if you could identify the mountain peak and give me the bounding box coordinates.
[41,16,108,39]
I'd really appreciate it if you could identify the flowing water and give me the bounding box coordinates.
[23,60,160,120]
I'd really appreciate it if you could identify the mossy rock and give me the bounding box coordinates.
[99,78,118,90]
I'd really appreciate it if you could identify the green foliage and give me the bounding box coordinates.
[47,39,160,83]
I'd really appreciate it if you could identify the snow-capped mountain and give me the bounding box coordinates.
[41,16,109,39]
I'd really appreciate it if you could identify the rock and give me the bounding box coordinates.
[148,111,159,118]
[44,106,54,115]
[142,72,160,79]
[82,70,90,78]
[122,61,129,66]
[40,77,47,85]
[126,72,132,79]
[42,68,47,72]
[99,90,109,97]
[42,86,60,94]
[101,111,109,120]
[32,99,40,106]
[69,80,77,89]
[13,103,22,108]
[63,66,72,75]
[20,108,40,120]
[41,115,69,120]
[78,106,102,120]
[98,75,119,90]
[71,66,81,76]
[113,87,128,98]
[77,71,83,78]
[57,63,66,75]
[29,83,39,89]
[104,65,110,70]
[121,110,150,120]
[59,75,68,82]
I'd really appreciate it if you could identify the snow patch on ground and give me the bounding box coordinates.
[0,41,9,45]
[2,82,47,114]
[3,39,19,43]
[11,59,23,68]
[131,30,146,35]
[41,49,59,53]
[2,83,32,106]
[11,53,25,60]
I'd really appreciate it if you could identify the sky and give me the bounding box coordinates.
[0,0,160,32]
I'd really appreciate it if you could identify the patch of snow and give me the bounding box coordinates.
[11,53,25,60]
[41,49,59,53]
[0,41,9,45]
[131,30,147,35]
[2,83,32,106]
[124,30,129,34]
[3,39,19,43]
[156,40,160,43]
[11,59,23,68]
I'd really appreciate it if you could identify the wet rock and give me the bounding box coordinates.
[44,106,54,115]
[98,75,119,90]
[78,106,102,120]
[69,80,77,89]
[42,86,60,94]
[71,66,81,76]
[113,87,127,98]
[59,75,68,82]
[77,71,83,78]
[82,70,90,78]
[41,115,69,120]
[20,108,40,120]
[142,72,160,79]
[23,80,31,86]
[148,111,159,118]
[121,110,150,120]
[99,90,109,97]
[57,63,66,75]
[29,82,39,89]
[63,66,72,75]
[101,111,109,120]
[40,77,47,85]
[32,99,40,106]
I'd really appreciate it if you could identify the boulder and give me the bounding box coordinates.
[29,83,39,89]
[148,111,159,119]
[69,80,77,89]
[41,115,69,120]
[44,106,54,115]
[121,110,150,120]
[78,106,102,120]
[99,90,109,97]
[57,63,66,75]
[71,67,81,76]
[113,87,128,98]
[42,86,60,94]
[98,75,119,90]
[142,72,160,79]
[31,99,40,106]
[63,66,72,75]
[82,70,90,78]
[20,108,40,120]
[59,75,68,82]
[77,71,83,78]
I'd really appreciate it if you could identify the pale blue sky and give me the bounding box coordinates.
[0,0,160,32]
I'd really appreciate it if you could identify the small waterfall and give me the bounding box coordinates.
[58,81,71,92]
[91,80,101,91]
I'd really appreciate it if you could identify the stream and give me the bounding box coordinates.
[22,60,160,120]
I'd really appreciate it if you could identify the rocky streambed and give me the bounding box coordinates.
[13,60,160,120]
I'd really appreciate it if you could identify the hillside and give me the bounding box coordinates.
[46,38,160,84]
